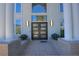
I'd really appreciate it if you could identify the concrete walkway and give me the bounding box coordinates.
[23,40,60,56]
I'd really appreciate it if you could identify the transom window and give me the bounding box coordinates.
[32,3,47,13]
[32,15,47,21]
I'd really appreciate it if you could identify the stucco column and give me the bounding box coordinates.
[72,4,79,39]
[63,3,73,40]
[6,4,14,41]
[0,4,5,41]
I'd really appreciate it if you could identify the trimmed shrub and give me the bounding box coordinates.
[51,33,60,40]
[19,34,28,40]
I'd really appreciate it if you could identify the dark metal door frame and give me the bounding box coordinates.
[31,22,48,40]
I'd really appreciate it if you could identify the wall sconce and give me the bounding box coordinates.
[50,20,53,27]
[25,20,29,27]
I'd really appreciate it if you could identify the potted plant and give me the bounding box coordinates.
[19,34,29,54]
[19,34,28,45]
[51,33,60,40]
[19,34,28,40]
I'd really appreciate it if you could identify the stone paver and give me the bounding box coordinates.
[23,40,59,56]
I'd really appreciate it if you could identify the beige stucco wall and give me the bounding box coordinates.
[47,3,61,39]
[22,3,31,39]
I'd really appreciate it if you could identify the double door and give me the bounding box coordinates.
[32,22,48,40]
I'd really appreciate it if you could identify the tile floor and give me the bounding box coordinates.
[22,40,60,56]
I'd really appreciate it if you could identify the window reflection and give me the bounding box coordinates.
[60,3,63,12]
[16,3,21,13]
[16,19,21,34]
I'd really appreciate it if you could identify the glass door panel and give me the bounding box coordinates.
[32,22,48,40]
